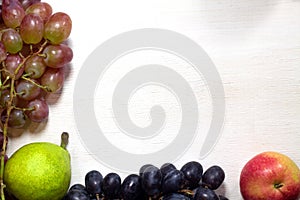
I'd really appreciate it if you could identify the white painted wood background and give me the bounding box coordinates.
[6,0,300,199]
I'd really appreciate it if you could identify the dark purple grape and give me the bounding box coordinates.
[219,195,229,200]
[102,172,121,199]
[160,163,176,178]
[121,174,143,200]
[0,132,8,151]
[68,184,89,200]
[66,190,90,200]
[162,193,191,200]
[161,169,185,195]
[201,165,225,190]
[85,170,103,197]
[0,90,10,108]
[2,109,26,129]
[16,79,41,101]
[139,164,154,177]
[141,165,162,197]
[194,187,219,200]
[0,5,3,23]
[26,99,49,122]
[180,161,203,189]
[0,90,17,108]
[4,155,8,164]
[69,184,87,193]
[0,132,4,149]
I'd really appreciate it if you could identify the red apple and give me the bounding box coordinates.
[240,151,300,200]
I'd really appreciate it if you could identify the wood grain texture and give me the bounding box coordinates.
[6,0,300,199]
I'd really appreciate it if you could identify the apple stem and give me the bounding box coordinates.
[60,132,69,150]
[274,183,284,189]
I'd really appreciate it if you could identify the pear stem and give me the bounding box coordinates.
[60,132,69,150]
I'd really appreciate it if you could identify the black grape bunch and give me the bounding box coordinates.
[65,161,229,200]
[0,0,73,196]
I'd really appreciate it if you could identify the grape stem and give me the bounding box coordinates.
[0,78,14,200]
[21,76,51,92]
[13,106,34,112]
[0,40,49,200]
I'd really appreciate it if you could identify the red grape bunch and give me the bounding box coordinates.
[0,0,72,130]
[0,0,73,198]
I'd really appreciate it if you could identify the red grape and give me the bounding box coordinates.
[3,54,24,80]
[1,29,23,54]
[44,12,72,44]
[0,42,7,62]
[20,13,44,44]
[43,44,73,68]
[24,55,47,79]
[16,79,41,101]
[26,99,49,122]
[40,68,64,92]
[2,0,25,28]
[25,2,52,22]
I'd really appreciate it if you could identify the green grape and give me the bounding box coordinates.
[20,13,44,44]
[24,55,47,79]
[25,2,52,22]
[40,68,64,92]
[43,44,73,68]
[2,0,25,28]
[44,12,72,44]
[1,29,23,54]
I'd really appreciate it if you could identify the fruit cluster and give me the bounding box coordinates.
[0,0,73,198]
[65,161,228,200]
[0,0,72,170]
[0,0,72,130]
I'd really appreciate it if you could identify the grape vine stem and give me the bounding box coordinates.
[0,40,48,200]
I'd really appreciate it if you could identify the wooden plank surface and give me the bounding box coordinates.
[7,0,300,199]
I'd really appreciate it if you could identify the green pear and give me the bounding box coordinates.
[4,132,71,200]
